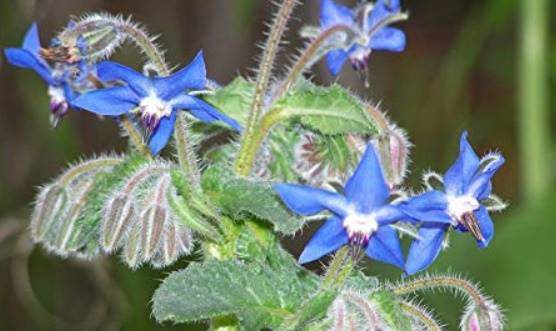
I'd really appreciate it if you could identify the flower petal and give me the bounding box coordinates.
[148,111,177,155]
[365,225,404,269]
[374,205,406,225]
[443,132,481,195]
[405,224,448,275]
[4,48,55,84]
[298,216,348,264]
[467,153,505,200]
[273,183,349,217]
[22,23,41,54]
[154,51,207,99]
[369,27,406,52]
[320,0,354,28]
[325,49,348,76]
[71,86,138,115]
[96,61,151,96]
[344,144,389,213]
[401,190,452,224]
[475,206,494,248]
[171,94,242,132]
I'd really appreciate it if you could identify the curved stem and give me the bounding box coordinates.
[235,0,297,176]
[391,275,485,308]
[119,117,152,157]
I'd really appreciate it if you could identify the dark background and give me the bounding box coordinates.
[0,0,554,330]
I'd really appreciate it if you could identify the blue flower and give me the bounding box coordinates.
[4,23,78,124]
[320,0,406,76]
[402,132,505,275]
[71,51,242,155]
[274,144,407,269]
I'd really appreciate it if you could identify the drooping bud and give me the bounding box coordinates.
[140,204,167,261]
[123,222,143,269]
[54,181,94,253]
[326,291,387,331]
[461,300,504,331]
[373,124,411,189]
[52,14,128,63]
[30,184,68,242]
[101,194,136,252]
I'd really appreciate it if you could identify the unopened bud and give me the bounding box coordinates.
[102,194,136,252]
[374,125,411,188]
[30,184,67,242]
[140,205,167,261]
[123,223,143,269]
[461,301,504,331]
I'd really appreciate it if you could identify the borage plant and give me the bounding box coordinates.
[6,0,508,330]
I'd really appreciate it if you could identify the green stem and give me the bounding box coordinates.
[235,0,297,176]
[519,0,551,202]
[119,117,152,157]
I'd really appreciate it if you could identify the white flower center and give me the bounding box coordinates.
[47,86,66,104]
[446,195,480,222]
[343,212,379,245]
[139,94,173,119]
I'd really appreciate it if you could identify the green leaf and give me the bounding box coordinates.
[272,83,379,135]
[202,166,304,235]
[152,259,320,330]
[203,76,254,126]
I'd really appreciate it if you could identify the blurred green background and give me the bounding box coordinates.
[0,0,554,330]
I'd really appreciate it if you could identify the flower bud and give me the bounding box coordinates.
[30,184,67,242]
[373,124,411,188]
[461,301,504,331]
[101,194,136,252]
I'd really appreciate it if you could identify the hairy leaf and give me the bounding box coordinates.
[152,259,319,330]
[203,76,254,125]
[202,166,304,235]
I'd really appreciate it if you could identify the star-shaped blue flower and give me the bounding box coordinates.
[274,144,407,269]
[402,132,505,275]
[320,0,406,76]
[4,23,77,123]
[71,51,242,155]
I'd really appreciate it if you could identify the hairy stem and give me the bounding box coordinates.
[272,25,355,102]
[119,117,152,157]
[174,113,201,188]
[391,275,485,308]
[235,0,297,176]
[399,301,442,331]
[58,157,122,186]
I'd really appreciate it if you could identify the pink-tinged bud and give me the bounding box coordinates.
[461,301,504,331]
[373,124,411,189]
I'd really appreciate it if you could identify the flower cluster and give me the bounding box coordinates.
[275,131,505,275]
[5,23,241,155]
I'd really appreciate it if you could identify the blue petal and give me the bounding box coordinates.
[154,51,207,99]
[273,184,349,217]
[365,225,404,269]
[475,206,494,249]
[171,94,242,132]
[369,27,406,52]
[405,224,448,275]
[71,86,138,115]
[401,190,452,224]
[149,111,177,155]
[320,0,354,28]
[374,205,407,225]
[443,132,481,195]
[62,82,77,103]
[325,49,348,76]
[467,154,505,200]
[344,144,389,213]
[96,61,151,96]
[365,1,392,33]
[384,0,401,11]
[22,23,41,54]
[4,48,55,84]
[298,216,348,264]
